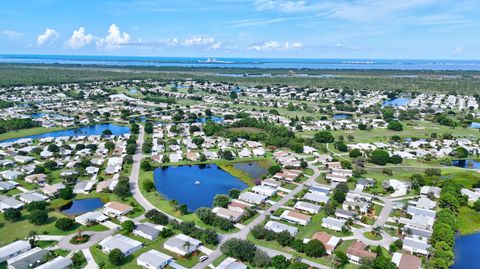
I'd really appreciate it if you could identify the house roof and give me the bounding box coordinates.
[137,249,172,267]
[105,201,133,213]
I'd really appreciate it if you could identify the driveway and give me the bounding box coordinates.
[58,230,115,251]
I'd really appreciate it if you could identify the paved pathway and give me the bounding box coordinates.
[37,235,64,241]
[82,248,99,269]
[58,230,115,251]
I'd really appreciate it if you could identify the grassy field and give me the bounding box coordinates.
[457,206,480,235]
[0,126,65,141]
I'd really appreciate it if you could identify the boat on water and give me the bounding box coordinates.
[194,180,201,185]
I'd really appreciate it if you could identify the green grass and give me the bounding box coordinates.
[0,126,66,141]
[457,206,480,235]
[363,232,382,241]
[296,211,352,238]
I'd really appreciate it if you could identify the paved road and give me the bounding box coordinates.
[82,248,99,269]
[37,235,64,241]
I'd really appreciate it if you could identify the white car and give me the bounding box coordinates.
[199,255,208,262]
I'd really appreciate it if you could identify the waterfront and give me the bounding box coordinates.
[60,198,104,216]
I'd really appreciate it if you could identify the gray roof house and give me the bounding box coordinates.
[35,256,72,269]
[0,195,24,212]
[321,217,346,232]
[133,223,162,240]
[238,192,267,205]
[216,257,247,269]
[7,248,49,269]
[137,249,173,269]
[0,241,31,263]
[403,237,431,256]
[264,220,298,236]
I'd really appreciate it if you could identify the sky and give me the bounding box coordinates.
[1,0,480,59]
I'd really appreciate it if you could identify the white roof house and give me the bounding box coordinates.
[212,207,243,222]
[0,195,24,212]
[251,185,277,197]
[238,192,267,205]
[280,210,311,226]
[264,220,298,236]
[303,192,330,204]
[163,234,201,256]
[18,192,48,203]
[294,201,321,214]
[99,234,143,256]
[403,237,431,256]
[75,211,109,226]
[137,249,173,269]
[321,217,346,232]
[133,223,162,240]
[216,257,247,269]
[0,241,31,263]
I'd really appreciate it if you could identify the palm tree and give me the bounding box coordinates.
[371,226,382,237]
[183,240,192,257]
[28,230,38,248]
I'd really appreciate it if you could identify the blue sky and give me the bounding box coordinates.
[1,0,479,59]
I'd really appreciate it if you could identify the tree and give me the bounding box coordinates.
[268,165,282,175]
[26,201,48,212]
[140,159,153,171]
[349,149,362,158]
[28,209,48,225]
[304,239,326,257]
[213,194,230,208]
[114,177,131,198]
[333,251,349,268]
[145,209,169,225]
[474,199,480,212]
[432,223,455,246]
[229,91,238,99]
[252,249,271,268]
[270,255,290,269]
[126,143,136,155]
[108,248,125,265]
[453,147,469,158]
[178,204,188,215]
[333,190,346,204]
[34,165,45,174]
[369,149,390,165]
[439,192,460,212]
[220,239,257,262]
[4,208,21,221]
[122,220,135,234]
[387,120,403,131]
[105,141,115,152]
[144,122,154,134]
[59,187,74,200]
[334,141,348,152]
[143,180,155,192]
[55,218,74,231]
[314,131,335,143]
[389,154,403,164]
[229,188,241,199]
[358,123,368,130]
[276,231,294,246]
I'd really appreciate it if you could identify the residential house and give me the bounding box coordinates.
[391,252,421,269]
[216,257,247,269]
[137,249,173,269]
[99,234,143,256]
[294,201,321,214]
[280,210,311,226]
[346,241,377,264]
[0,241,31,263]
[7,248,49,269]
[35,256,72,269]
[163,234,201,256]
[321,217,346,232]
[264,220,298,236]
[133,223,162,240]
[18,192,48,203]
[311,232,341,255]
[238,192,267,205]
[212,207,243,222]
[103,201,133,217]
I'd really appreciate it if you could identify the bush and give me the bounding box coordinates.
[387,120,403,131]
[314,131,335,143]
[59,187,74,200]
[28,209,48,225]
[221,239,257,263]
[369,150,390,165]
[26,201,48,212]
[55,218,74,231]
[143,180,155,192]
[3,208,21,221]
[304,239,326,257]
[349,149,362,158]
[145,209,169,225]
[108,249,125,265]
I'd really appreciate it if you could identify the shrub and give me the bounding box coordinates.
[55,218,74,231]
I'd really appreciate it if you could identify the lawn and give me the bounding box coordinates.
[0,126,66,141]
[296,211,352,239]
[457,206,480,235]
[363,232,382,241]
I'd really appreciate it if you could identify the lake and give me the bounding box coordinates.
[0,123,130,143]
[233,161,268,179]
[453,233,480,269]
[195,116,224,123]
[333,114,352,119]
[383,98,411,107]
[153,164,248,211]
[452,160,480,169]
[61,198,104,216]
[471,122,480,129]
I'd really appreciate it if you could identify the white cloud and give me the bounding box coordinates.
[65,27,95,49]
[183,36,221,49]
[37,28,58,45]
[97,24,130,49]
[2,30,25,39]
[248,40,302,51]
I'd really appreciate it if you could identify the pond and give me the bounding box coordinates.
[153,164,248,212]
[61,198,104,216]
[471,122,480,129]
[233,161,268,179]
[452,160,480,169]
[453,233,480,269]
[332,114,351,119]
[382,98,411,107]
[1,123,130,143]
[195,116,224,123]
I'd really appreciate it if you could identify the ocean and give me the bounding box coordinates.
[1,54,480,70]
